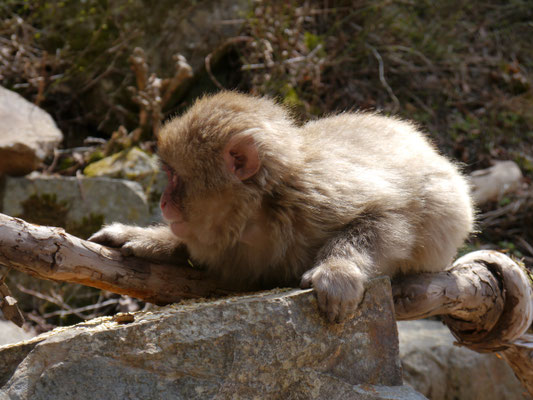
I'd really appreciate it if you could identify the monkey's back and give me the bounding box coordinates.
[296,113,474,275]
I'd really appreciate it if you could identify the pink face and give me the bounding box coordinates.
[159,135,260,239]
[160,165,190,237]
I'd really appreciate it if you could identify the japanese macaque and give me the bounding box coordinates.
[89,92,474,322]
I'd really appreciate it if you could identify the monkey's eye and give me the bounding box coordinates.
[159,160,170,171]
[161,164,181,188]
[161,162,173,175]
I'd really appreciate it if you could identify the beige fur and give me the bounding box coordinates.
[90,92,474,322]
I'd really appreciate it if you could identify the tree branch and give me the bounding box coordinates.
[393,250,533,394]
[0,213,229,304]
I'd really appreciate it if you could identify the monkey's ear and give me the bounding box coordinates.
[223,136,260,181]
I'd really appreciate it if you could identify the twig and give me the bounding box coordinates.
[385,45,435,69]
[16,284,90,321]
[128,47,193,137]
[365,43,400,113]
[42,298,119,319]
[515,236,533,258]
[0,266,11,284]
[45,148,60,174]
[161,54,192,106]
[241,43,324,71]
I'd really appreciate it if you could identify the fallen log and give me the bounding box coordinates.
[0,212,532,395]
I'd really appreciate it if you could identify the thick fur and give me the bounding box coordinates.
[90,92,474,322]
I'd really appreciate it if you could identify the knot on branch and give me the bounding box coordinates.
[393,250,532,353]
[445,251,533,353]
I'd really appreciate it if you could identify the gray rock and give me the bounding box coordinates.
[2,174,151,238]
[83,147,160,180]
[0,320,35,346]
[469,160,523,205]
[83,147,167,219]
[398,320,529,400]
[0,280,425,399]
[0,86,63,176]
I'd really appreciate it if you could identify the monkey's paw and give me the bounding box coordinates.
[300,261,366,323]
[88,223,148,257]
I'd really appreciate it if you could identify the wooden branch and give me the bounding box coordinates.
[1,212,532,394]
[393,250,533,395]
[0,213,229,304]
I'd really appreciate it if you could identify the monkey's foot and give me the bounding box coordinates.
[300,261,365,323]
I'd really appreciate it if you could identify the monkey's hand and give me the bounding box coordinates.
[89,223,181,262]
[300,259,366,323]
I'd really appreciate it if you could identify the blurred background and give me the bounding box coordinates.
[0,0,531,333]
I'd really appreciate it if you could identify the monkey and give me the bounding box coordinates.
[89,91,474,322]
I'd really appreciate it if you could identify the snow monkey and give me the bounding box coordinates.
[90,92,474,322]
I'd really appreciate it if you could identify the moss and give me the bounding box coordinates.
[17,193,69,228]
[86,149,105,165]
[67,213,105,239]
[498,241,524,259]
[16,193,104,239]
[57,156,77,171]
[83,147,154,178]
[281,84,305,109]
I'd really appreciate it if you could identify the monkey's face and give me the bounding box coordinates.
[157,103,263,243]
[158,150,261,244]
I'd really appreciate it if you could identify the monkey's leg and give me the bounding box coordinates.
[300,216,381,323]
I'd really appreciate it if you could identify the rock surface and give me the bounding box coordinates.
[0,86,63,176]
[83,147,167,219]
[0,280,425,399]
[1,174,151,238]
[469,160,523,205]
[83,147,160,180]
[0,320,35,346]
[398,320,529,400]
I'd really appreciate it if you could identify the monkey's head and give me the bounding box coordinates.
[157,92,299,246]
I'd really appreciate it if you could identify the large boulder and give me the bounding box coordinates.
[398,320,528,400]
[0,280,425,399]
[0,86,63,176]
[1,174,151,238]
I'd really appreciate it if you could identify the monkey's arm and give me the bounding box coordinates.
[300,217,380,323]
[89,223,184,263]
